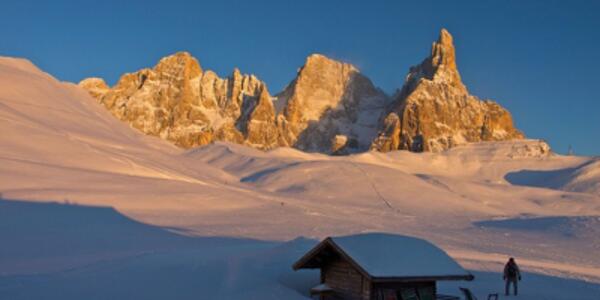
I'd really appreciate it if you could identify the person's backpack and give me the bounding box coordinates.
[507,263,517,277]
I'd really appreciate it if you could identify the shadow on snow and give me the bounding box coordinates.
[1,198,599,299]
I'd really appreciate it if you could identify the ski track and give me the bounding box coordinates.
[1,57,600,299]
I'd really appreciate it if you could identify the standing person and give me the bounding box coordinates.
[503,257,521,296]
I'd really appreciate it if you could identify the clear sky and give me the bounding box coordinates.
[1,1,599,155]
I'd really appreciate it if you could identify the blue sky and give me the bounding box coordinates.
[1,1,599,155]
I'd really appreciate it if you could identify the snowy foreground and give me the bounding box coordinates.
[1,57,599,299]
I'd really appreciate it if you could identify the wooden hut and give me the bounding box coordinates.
[292,233,473,300]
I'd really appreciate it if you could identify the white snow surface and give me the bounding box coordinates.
[330,233,470,278]
[1,57,600,299]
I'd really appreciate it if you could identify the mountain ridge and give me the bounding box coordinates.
[370,29,524,152]
[2,53,600,300]
[79,29,525,154]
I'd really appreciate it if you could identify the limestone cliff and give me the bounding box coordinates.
[371,29,524,152]
[81,52,388,154]
[276,54,388,153]
[80,30,527,154]
[79,52,277,149]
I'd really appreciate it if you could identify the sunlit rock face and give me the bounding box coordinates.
[79,52,277,149]
[81,52,388,153]
[242,86,280,149]
[371,29,524,152]
[81,30,526,154]
[78,77,109,99]
[276,54,389,153]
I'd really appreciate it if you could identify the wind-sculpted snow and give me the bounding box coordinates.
[0,199,313,299]
[1,199,600,300]
[1,56,600,299]
[506,158,600,195]
[475,216,600,238]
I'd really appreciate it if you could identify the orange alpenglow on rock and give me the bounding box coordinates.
[275,54,388,153]
[80,29,526,154]
[79,52,275,149]
[370,29,524,152]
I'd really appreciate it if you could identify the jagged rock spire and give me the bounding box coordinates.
[277,53,388,152]
[432,29,458,73]
[154,51,202,78]
[79,52,277,149]
[79,31,525,154]
[400,29,466,100]
[80,51,389,153]
[371,29,523,152]
[426,29,464,89]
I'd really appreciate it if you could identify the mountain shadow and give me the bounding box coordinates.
[0,198,317,300]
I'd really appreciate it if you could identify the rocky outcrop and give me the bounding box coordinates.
[79,52,278,149]
[81,30,526,154]
[242,86,280,149]
[81,52,388,154]
[78,78,109,99]
[276,54,388,153]
[371,29,524,152]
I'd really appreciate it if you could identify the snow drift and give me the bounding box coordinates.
[1,56,600,299]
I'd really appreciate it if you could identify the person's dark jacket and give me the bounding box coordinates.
[503,260,521,280]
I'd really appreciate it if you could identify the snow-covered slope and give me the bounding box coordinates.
[0,57,284,214]
[1,57,599,299]
[505,157,600,195]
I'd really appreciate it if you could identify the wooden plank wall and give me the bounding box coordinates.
[324,258,367,300]
[362,276,372,300]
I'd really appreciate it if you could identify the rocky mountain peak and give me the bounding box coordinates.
[154,51,202,78]
[78,52,278,149]
[281,53,361,123]
[80,32,527,155]
[371,29,523,152]
[277,53,388,152]
[303,53,358,74]
[434,29,456,68]
[402,29,465,97]
[428,29,462,87]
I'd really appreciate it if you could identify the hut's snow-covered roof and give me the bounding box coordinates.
[293,233,472,281]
